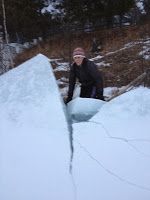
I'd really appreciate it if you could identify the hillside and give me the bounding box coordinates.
[1,53,150,200]
[14,23,150,92]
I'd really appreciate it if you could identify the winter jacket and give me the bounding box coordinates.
[67,58,104,101]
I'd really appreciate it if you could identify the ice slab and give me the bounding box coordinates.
[67,97,106,122]
[0,54,74,200]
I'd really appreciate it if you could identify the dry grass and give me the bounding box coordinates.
[15,23,150,62]
[14,23,150,87]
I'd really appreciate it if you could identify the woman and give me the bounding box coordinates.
[65,47,104,104]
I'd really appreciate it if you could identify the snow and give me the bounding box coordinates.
[96,61,111,67]
[90,55,104,61]
[0,53,150,200]
[72,86,150,200]
[53,62,69,72]
[42,2,61,15]
[136,0,146,14]
[139,40,150,60]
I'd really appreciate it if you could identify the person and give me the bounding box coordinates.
[65,47,104,104]
[91,37,101,54]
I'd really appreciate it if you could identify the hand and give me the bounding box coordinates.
[100,96,105,101]
[64,97,72,104]
[97,95,105,101]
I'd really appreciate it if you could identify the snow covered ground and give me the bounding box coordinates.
[0,54,150,200]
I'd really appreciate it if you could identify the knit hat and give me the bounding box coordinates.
[72,47,85,58]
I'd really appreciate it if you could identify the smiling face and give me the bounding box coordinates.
[73,56,84,66]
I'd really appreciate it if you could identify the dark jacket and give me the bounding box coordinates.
[67,58,104,101]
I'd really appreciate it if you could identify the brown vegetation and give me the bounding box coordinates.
[14,23,150,88]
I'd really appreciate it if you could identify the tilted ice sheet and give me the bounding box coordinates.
[0,54,74,200]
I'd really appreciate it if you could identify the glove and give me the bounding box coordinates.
[97,95,105,101]
[64,97,72,104]
[100,96,105,101]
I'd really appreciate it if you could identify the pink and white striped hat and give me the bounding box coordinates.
[72,47,86,58]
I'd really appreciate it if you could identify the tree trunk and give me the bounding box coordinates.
[145,69,150,88]
[2,0,14,69]
[107,72,147,101]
